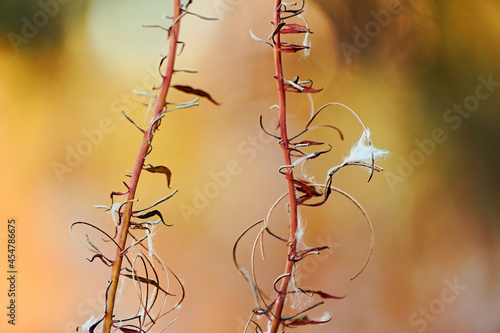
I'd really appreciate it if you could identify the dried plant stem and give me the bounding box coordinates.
[235,2,388,330]
[102,1,182,332]
[269,1,299,331]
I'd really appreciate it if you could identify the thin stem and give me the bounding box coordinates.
[269,1,300,332]
[102,1,182,332]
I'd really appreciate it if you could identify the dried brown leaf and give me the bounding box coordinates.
[280,23,312,34]
[143,165,172,188]
[172,84,220,105]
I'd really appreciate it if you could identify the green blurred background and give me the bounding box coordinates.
[0,0,499,332]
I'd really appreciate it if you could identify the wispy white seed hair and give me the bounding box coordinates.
[295,214,307,245]
[326,129,388,179]
[79,316,101,333]
[110,202,122,226]
[297,14,311,57]
[343,129,389,165]
[299,162,317,185]
[319,312,332,321]
[147,224,158,261]
[307,93,315,119]
[116,275,126,306]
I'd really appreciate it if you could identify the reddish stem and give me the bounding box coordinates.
[269,1,299,332]
[102,1,182,332]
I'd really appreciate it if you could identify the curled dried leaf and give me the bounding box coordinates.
[143,165,172,188]
[121,274,175,296]
[118,327,142,333]
[291,246,329,261]
[292,179,323,204]
[89,317,104,333]
[134,209,172,227]
[284,316,331,327]
[291,140,324,146]
[277,43,310,53]
[87,254,114,267]
[280,23,312,34]
[172,84,220,105]
[283,77,322,93]
[310,290,347,300]
[284,83,322,93]
[110,182,130,203]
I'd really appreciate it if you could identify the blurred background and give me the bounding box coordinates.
[1,0,499,332]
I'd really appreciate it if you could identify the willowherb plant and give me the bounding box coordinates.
[70,1,217,332]
[233,1,388,332]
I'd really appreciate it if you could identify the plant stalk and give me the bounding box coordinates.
[102,1,181,332]
[269,1,299,332]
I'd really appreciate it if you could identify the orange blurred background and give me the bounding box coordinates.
[1,0,499,332]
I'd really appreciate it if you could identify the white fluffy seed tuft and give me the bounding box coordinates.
[343,129,389,165]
